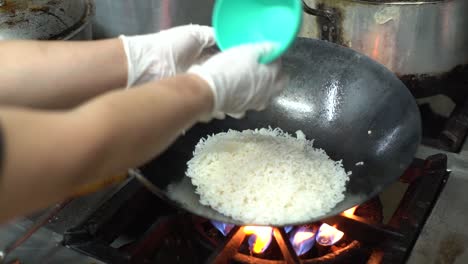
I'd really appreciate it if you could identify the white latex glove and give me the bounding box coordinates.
[119,25,215,87]
[189,43,287,120]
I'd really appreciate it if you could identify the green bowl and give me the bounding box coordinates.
[213,0,303,64]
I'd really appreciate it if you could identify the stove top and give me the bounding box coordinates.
[54,153,447,264]
[1,147,468,264]
[1,93,468,264]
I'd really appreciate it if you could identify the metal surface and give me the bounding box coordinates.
[3,200,71,257]
[0,218,104,264]
[63,177,179,264]
[138,38,421,226]
[407,144,468,263]
[301,0,468,75]
[0,185,122,263]
[30,182,127,235]
[0,0,94,40]
[92,0,214,39]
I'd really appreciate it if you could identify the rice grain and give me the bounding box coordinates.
[186,127,350,225]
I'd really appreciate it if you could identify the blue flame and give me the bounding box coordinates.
[316,223,344,246]
[289,226,316,256]
[284,226,293,233]
[210,220,235,236]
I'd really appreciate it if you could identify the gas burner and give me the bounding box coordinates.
[194,215,366,263]
[60,154,449,264]
[191,198,384,263]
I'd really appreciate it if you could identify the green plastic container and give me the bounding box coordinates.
[213,0,303,64]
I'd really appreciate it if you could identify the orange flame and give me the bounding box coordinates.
[342,206,358,218]
[316,223,344,246]
[243,226,273,254]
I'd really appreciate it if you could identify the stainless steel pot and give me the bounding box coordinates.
[0,0,94,40]
[301,0,468,76]
[93,0,214,39]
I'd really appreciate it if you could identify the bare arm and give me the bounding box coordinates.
[0,74,212,223]
[0,39,127,109]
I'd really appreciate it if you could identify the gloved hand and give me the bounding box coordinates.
[189,43,287,120]
[119,25,215,87]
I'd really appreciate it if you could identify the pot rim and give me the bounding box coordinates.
[61,0,95,40]
[324,0,448,5]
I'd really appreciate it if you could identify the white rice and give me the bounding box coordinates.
[186,127,350,225]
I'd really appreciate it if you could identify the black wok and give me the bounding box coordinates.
[137,38,421,226]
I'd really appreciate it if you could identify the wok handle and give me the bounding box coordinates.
[130,169,166,197]
[73,174,129,197]
[72,169,164,198]
[302,0,335,22]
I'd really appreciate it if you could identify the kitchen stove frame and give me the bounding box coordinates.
[57,154,449,264]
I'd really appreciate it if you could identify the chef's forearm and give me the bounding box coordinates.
[0,74,212,223]
[0,39,127,109]
[72,74,213,179]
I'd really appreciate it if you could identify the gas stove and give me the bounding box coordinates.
[59,153,449,264]
[1,96,468,264]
